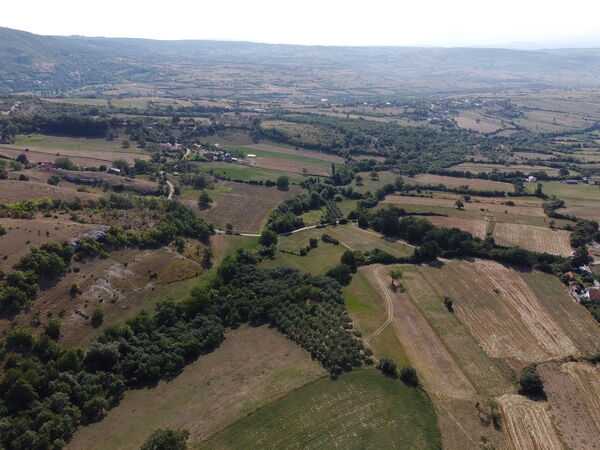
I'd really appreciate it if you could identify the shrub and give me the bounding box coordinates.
[325,263,352,285]
[91,307,104,327]
[47,175,61,186]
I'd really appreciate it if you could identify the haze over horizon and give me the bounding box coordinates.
[3,0,600,48]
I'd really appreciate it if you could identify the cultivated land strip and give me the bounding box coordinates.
[363,264,475,398]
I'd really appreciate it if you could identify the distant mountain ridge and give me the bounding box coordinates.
[2,26,600,98]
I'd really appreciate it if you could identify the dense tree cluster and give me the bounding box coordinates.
[0,247,369,449]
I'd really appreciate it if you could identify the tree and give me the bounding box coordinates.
[455,199,464,210]
[121,139,130,149]
[389,269,403,287]
[225,223,233,234]
[325,263,352,285]
[259,229,278,247]
[377,358,397,377]
[355,174,363,186]
[198,191,212,209]
[309,238,318,248]
[399,366,419,386]
[341,250,357,272]
[518,364,545,397]
[91,307,104,327]
[357,215,369,229]
[44,319,61,340]
[141,428,189,450]
[443,296,453,312]
[16,153,28,164]
[276,175,290,190]
[559,167,569,177]
[534,183,545,198]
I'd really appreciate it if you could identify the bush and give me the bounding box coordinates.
[91,307,105,327]
[309,238,318,248]
[47,175,61,186]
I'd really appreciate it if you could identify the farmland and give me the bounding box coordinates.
[410,174,514,192]
[67,326,327,450]
[416,259,600,363]
[196,182,298,233]
[492,222,573,256]
[499,394,565,450]
[199,369,440,450]
[421,215,488,238]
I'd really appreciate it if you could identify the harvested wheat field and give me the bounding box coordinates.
[68,326,326,450]
[419,260,579,363]
[563,362,600,433]
[0,144,149,166]
[538,362,600,449]
[362,264,475,398]
[493,223,572,256]
[500,394,565,450]
[421,215,488,238]
[244,143,344,163]
[385,195,545,216]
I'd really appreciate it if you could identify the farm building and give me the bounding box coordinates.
[565,179,580,184]
[107,167,121,175]
[588,288,600,301]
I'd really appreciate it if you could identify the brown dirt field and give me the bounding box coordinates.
[419,260,579,364]
[0,217,100,270]
[563,362,600,434]
[197,183,296,233]
[67,326,326,450]
[0,179,100,203]
[362,264,476,398]
[421,215,488,238]
[412,174,514,192]
[538,362,600,449]
[0,145,149,166]
[493,223,573,256]
[245,143,344,163]
[246,156,329,176]
[384,195,545,217]
[499,394,565,450]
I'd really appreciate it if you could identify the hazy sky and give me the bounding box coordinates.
[3,0,600,46]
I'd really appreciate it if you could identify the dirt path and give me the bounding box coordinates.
[362,264,475,398]
[166,180,174,200]
[363,266,393,344]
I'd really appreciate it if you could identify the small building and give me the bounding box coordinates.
[38,161,54,169]
[247,154,256,158]
[589,288,600,301]
[107,167,121,175]
[565,179,579,184]
[526,176,537,182]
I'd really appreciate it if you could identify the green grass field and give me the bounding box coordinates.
[225,145,335,169]
[14,134,146,153]
[343,271,409,366]
[198,369,440,450]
